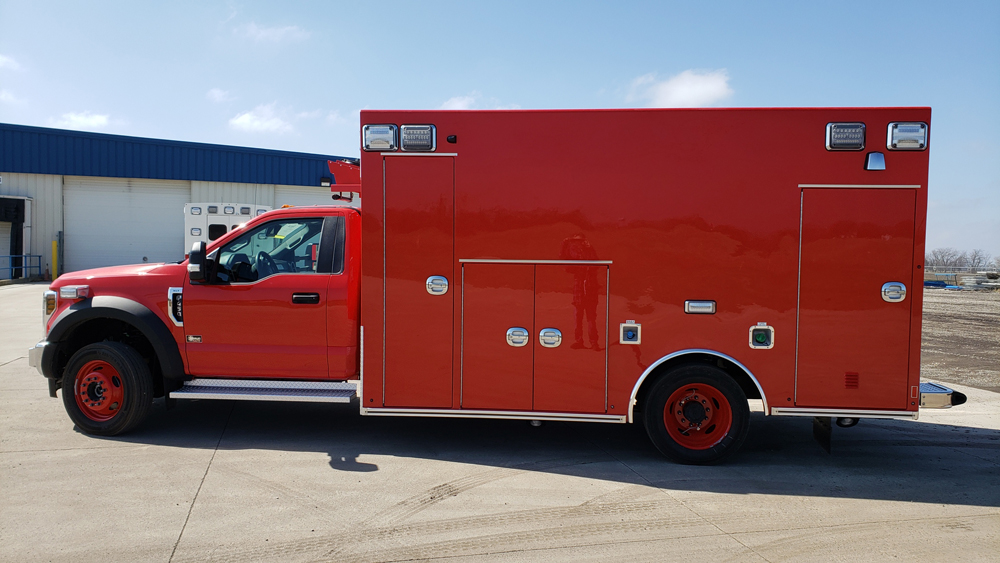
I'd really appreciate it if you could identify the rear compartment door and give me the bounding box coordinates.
[796,188,916,409]
[383,156,455,408]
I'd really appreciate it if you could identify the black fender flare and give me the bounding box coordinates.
[43,295,186,383]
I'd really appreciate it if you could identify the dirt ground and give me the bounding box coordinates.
[921,288,1000,393]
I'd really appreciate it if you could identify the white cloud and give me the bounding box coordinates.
[0,90,23,105]
[0,54,21,70]
[295,109,323,120]
[206,88,234,103]
[235,22,310,43]
[628,69,734,108]
[326,110,345,125]
[440,95,477,110]
[51,111,110,130]
[229,102,292,133]
[440,92,520,110]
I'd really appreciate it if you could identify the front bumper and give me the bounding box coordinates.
[27,341,47,376]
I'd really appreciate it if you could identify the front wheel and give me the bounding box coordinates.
[642,364,750,465]
[62,342,153,436]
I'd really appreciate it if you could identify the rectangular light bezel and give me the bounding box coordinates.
[887,122,928,150]
[825,122,866,151]
[59,285,90,299]
[362,124,398,152]
[400,124,437,152]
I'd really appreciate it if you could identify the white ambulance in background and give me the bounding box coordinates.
[183,203,271,256]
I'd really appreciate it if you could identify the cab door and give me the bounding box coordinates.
[796,189,916,409]
[184,215,337,379]
[383,156,455,408]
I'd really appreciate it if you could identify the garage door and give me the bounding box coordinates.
[0,221,10,279]
[64,177,191,272]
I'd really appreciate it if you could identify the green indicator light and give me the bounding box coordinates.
[754,332,767,343]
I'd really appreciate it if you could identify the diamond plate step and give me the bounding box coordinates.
[170,378,357,403]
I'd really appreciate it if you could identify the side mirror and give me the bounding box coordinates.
[188,241,207,282]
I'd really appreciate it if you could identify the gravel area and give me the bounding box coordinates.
[921,288,1000,393]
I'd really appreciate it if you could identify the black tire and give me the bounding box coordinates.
[61,342,153,436]
[642,364,750,465]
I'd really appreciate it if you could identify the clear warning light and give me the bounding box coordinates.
[887,122,928,150]
[826,123,866,151]
[363,124,398,151]
[401,125,436,152]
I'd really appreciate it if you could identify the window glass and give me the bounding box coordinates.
[213,218,323,283]
[208,224,228,241]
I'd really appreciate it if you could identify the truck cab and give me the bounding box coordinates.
[29,205,361,435]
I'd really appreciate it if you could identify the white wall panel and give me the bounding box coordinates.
[64,177,191,272]
[274,184,336,208]
[0,173,62,276]
[191,181,275,208]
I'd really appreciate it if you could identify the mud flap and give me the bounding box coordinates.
[813,416,832,453]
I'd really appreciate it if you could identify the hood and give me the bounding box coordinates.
[52,262,181,287]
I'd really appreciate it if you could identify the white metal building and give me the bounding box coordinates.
[0,123,356,277]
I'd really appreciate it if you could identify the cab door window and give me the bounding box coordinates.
[213,218,324,283]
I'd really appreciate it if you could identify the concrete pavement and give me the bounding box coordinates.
[1,282,997,562]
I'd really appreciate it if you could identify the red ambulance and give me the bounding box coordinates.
[30,108,963,464]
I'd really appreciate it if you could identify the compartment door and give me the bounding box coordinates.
[461,264,535,410]
[533,264,608,413]
[796,189,915,409]
[383,157,454,408]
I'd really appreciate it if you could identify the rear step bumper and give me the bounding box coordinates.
[169,379,357,403]
[920,382,967,409]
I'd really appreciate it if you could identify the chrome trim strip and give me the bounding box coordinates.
[797,184,921,189]
[604,266,610,412]
[382,157,386,407]
[360,407,626,424]
[770,407,918,420]
[167,287,183,327]
[171,390,355,403]
[794,191,803,403]
[178,378,357,390]
[459,259,613,265]
[380,152,458,157]
[359,325,364,411]
[460,265,465,407]
[627,349,769,423]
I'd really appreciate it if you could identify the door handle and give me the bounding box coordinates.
[881,282,906,303]
[539,328,562,348]
[292,292,321,304]
[506,327,529,347]
[426,276,449,295]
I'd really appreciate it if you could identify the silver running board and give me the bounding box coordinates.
[170,378,357,403]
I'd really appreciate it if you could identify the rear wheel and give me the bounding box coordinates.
[643,364,749,464]
[62,342,153,436]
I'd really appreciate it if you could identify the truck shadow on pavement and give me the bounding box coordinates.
[93,398,1000,508]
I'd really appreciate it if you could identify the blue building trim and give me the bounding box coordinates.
[0,123,355,186]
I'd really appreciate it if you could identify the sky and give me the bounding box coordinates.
[1,1,997,256]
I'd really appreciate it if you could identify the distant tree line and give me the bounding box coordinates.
[925,248,998,271]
